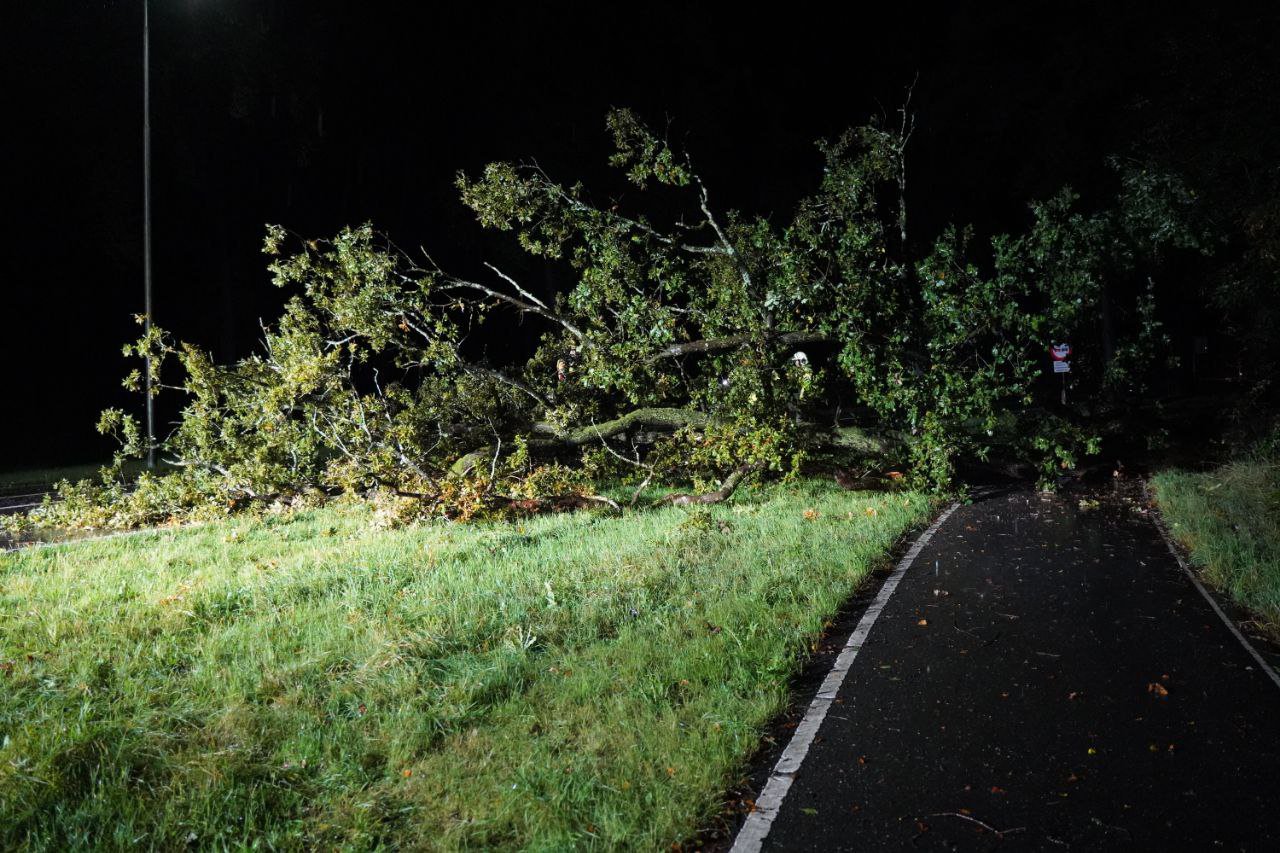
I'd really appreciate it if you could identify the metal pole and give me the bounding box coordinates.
[143,0,155,468]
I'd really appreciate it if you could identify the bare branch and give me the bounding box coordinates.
[650,330,831,360]
[589,423,650,469]
[489,437,502,482]
[576,494,620,511]
[523,161,726,257]
[629,470,655,507]
[657,462,761,506]
[483,261,551,310]
[460,364,552,409]
[438,276,586,340]
[694,174,743,271]
[895,74,918,247]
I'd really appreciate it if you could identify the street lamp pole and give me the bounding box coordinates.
[143,0,155,468]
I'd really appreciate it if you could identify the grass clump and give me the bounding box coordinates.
[1152,454,1280,633]
[0,480,931,850]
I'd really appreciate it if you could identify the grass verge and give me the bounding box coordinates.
[0,480,930,850]
[1152,458,1280,634]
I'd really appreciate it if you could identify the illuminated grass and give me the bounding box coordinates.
[1153,459,1280,633]
[0,480,930,850]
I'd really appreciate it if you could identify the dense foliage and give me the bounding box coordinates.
[11,108,1204,530]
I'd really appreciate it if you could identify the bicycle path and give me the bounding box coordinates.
[736,489,1280,851]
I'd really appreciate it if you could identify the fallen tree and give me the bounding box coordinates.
[8,104,1209,530]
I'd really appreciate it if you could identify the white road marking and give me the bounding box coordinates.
[729,502,959,853]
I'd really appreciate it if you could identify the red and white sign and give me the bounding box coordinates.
[1050,343,1072,361]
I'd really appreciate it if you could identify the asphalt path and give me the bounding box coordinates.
[738,488,1280,851]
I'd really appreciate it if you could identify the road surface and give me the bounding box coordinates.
[734,488,1280,851]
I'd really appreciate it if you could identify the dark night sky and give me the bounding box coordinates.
[5,2,1278,469]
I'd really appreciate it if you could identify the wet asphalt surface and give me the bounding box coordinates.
[0,489,52,514]
[756,489,1280,851]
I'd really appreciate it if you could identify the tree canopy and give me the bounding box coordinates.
[11,107,1205,530]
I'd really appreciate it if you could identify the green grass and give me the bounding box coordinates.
[0,480,931,850]
[1152,458,1280,633]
